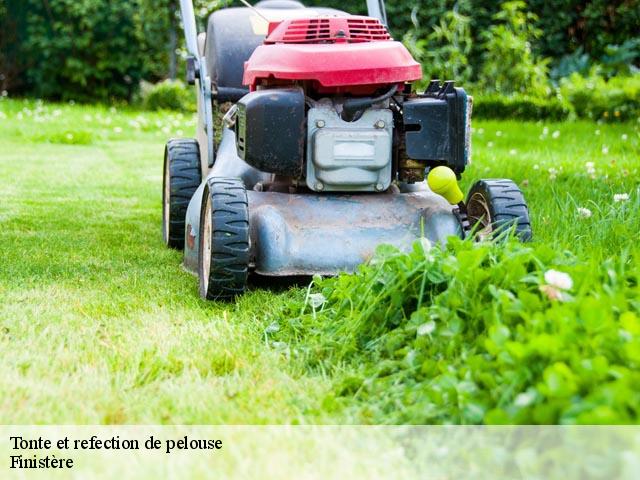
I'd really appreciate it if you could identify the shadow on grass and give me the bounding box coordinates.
[249,274,312,293]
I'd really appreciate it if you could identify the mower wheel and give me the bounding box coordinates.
[198,177,250,300]
[466,179,532,241]
[162,139,201,249]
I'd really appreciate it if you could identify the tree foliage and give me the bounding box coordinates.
[477,1,550,96]
[4,0,144,101]
[0,0,637,101]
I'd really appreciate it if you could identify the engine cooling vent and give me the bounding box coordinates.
[346,18,391,41]
[265,16,392,44]
[280,18,332,43]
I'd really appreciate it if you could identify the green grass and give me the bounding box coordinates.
[0,98,638,424]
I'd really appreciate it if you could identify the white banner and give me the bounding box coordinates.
[2,426,639,479]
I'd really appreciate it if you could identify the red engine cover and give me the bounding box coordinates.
[243,16,422,94]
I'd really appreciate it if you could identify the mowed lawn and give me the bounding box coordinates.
[0,98,638,424]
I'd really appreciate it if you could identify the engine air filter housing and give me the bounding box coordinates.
[235,88,306,176]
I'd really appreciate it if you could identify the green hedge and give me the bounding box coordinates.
[1,0,171,101]
[473,73,640,121]
[473,94,573,120]
[560,73,640,122]
[141,80,195,112]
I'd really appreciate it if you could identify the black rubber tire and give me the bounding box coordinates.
[466,179,532,241]
[198,177,250,300]
[162,139,202,249]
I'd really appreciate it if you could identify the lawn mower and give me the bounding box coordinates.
[162,0,532,300]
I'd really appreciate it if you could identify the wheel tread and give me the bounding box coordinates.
[199,177,250,301]
[466,179,532,241]
[163,138,202,249]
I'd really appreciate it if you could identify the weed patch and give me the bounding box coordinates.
[270,239,640,424]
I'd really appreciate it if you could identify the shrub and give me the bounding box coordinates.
[473,94,573,120]
[551,39,640,82]
[141,80,195,112]
[477,1,551,97]
[403,1,473,86]
[12,0,146,102]
[269,239,640,424]
[560,72,640,121]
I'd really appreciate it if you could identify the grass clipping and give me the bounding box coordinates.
[269,238,640,425]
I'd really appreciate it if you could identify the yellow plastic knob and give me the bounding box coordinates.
[427,166,464,205]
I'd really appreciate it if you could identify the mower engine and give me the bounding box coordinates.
[235,16,472,192]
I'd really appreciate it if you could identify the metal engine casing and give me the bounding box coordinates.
[306,103,393,192]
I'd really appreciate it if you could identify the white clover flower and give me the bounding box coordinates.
[552,130,560,139]
[595,129,600,136]
[487,141,494,148]
[65,133,73,141]
[495,130,502,137]
[602,145,609,155]
[544,269,573,290]
[577,207,592,218]
[533,164,539,170]
[113,126,122,133]
[542,126,549,135]
[509,149,517,155]
[478,128,484,134]
[420,237,432,252]
[585,161,595,169]
[514,391,536,407]
[308,292,326,309]
[614,193,629,202]
[621,134,628,141]
[417,321,436,336]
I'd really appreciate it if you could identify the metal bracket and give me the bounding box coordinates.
[199,57,215,167]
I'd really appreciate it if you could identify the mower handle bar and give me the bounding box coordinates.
[180,0,200,58]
